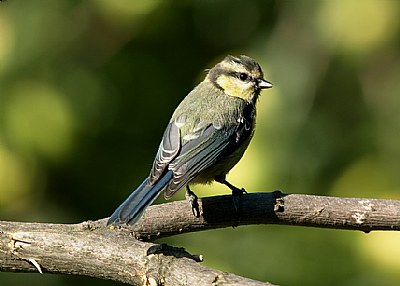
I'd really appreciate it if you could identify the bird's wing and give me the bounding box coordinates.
[149,112,249,199]
[148,119,182,185]
[164,120,237,199]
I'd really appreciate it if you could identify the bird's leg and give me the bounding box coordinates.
[215,176,247,212]
[185,185,200,218]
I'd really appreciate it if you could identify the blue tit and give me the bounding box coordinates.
[107,55,272,225]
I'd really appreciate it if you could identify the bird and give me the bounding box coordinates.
[107,55,272,226]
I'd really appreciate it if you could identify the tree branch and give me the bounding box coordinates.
[113,192,400,241]
[0,220,272,285]
[1,192,399,285]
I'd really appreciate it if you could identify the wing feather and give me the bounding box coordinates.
[148,121,181,184]
[164,123,235,198]
[149,105,252,199]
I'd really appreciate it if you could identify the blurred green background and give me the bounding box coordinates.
[1,0,400,285]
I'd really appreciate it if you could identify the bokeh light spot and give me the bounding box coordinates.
[316,0,399,55]
[0,147,31,207]
[3,81,75,162]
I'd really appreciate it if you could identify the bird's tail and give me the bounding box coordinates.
[107,171,173,226]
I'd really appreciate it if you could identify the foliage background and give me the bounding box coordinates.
[1,0,400,285]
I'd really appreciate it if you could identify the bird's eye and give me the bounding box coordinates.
[239,73,248,81]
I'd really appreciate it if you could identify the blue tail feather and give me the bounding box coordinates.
[107,171,173,225]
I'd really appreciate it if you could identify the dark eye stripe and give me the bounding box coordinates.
[226,71,252,82]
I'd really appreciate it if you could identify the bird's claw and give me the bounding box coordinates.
[231,187,246,212]
[232,187,247,196]
[186,187,200,218]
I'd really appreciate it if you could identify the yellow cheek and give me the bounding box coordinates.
[216,75,252,100]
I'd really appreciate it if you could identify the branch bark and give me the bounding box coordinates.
[1,192,399,285]
[116,191,400,240]
[0,220,271,285]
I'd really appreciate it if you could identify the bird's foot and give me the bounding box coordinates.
[218,178,246,212]
[215,176,247,226]
[231,186,246,213]
[185,186,200,218]
[230,186,246,228]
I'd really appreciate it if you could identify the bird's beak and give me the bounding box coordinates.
[258,79,273,89]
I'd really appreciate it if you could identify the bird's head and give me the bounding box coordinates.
[206,55,272,102]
